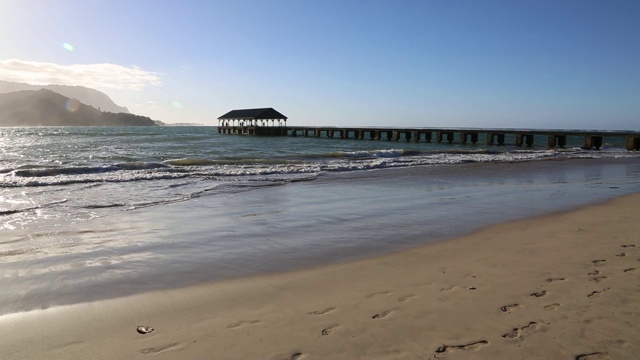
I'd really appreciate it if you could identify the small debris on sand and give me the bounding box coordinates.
[137,325,154,334]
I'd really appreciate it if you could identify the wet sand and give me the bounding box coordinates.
[1,194,639,359]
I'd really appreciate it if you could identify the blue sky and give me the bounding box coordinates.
[0,0,638,129]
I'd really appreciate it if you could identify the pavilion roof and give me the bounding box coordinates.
[218,108,287,120]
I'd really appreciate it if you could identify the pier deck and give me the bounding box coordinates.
[218,125,640,151]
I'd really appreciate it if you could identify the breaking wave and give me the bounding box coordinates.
[0,147,613,188]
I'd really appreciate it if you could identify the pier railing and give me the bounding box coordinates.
[217,125,640,150]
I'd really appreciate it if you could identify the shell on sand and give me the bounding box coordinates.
[137,326,154,334]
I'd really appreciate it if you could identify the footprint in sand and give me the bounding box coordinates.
[587,288,609,299]
[500,304,520,313]
[544,303,561,311]
[588,269,600,276]
[226,320,261,329]
[575,352,610,360]
[307,307,336,316]
[530,290,547,298]
[590,276,608,283]
[546,277,566,283]
[434,340,489,354]
[270,351,304,360]
[321,324,340,336]
[623,268,637,273]
[502,322,539,340]
[140,343,181,355]
[366,291,392,299]
[615,252,626,257]
[372,307,398,319]
[398,294,416,303]
[439,285,457,292]
[592,259,607,265]
[621,244,636,248]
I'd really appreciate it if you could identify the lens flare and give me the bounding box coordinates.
[65,98,81,112]
[171,100,183,109]
[62,42,74,51]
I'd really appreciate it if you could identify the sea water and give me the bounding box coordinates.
[1,126,639,314]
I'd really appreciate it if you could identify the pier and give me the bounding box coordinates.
[285,127,640,150]
[224,125,640,151]
[217,109,640,150]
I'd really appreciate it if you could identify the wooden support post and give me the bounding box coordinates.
[627,135,640,150]
[424,132,432,143]
[448,132,454,143]
[558,135,566,147]
[583,135,604,150]
[461,132,477,144]
[583,135,593,149]
[412,131,419,142]
[548,135,566,148]
[437,131,453,143]
[486,132,494,145]
[593,136,603,150]
[525,135,534,147]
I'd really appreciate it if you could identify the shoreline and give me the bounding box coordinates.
[2,157,638,317]
[1,193,639,359]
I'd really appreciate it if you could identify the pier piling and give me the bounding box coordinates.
[627,135,640,151]
[487,133,506,145]
[515,134,534,147]
[548,135,567,148]
[583,135,603,150]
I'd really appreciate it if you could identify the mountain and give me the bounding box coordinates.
[0,80,129,114]
[0,89,156,126]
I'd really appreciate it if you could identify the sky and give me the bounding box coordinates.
[0,0,638,130]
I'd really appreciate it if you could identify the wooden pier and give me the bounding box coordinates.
[216,109,640,151]
[221,125,639,151]
[286,127,640,150]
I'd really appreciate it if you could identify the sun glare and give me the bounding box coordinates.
[62,42,74,51]
[65,98,80,112]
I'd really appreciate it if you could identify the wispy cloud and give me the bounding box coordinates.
[0,58,161,90]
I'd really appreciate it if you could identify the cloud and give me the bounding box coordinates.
[0,58,161,90]
[144,100,159,109]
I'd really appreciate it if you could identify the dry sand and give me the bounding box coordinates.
[1,194,639,360]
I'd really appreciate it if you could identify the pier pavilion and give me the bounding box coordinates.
[217,108,287,135]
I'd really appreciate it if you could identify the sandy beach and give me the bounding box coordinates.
[1,194,639,360]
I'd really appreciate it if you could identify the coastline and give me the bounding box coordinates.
[2,193,639,359]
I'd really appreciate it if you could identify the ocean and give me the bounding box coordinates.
[1,126,639,315]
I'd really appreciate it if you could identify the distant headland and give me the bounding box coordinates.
[0,82,157,127]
